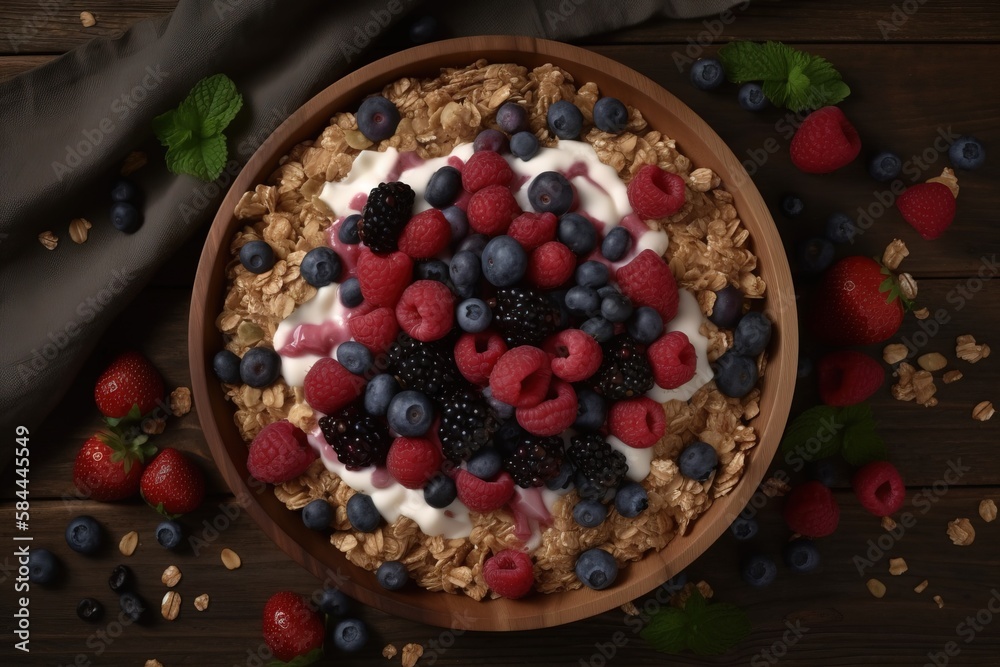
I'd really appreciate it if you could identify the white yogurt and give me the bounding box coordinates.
[608,435,653,483]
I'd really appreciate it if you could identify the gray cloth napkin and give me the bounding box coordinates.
[0,0,739,438]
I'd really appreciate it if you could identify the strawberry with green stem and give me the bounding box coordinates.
[73,426,157,502]
[140,448,206,517]
[810,256,910,347]
[94,350,165,420]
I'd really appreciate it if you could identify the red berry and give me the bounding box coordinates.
[247,420,317,484]
[817,350,884,407]
[516,380,577,436]
[261,591,325,663]
[783,481,840,537]
[395,280,455,342]
[139,448,206,516]
[456,469,515,513]
[454,331,508,385]
[789,106,862,174]
[852,461,905,517]
[811,257,905,346]
[647,331,697,389]
[607,397,665,448]
[467,184,521,236]
[627,164,686,220]
[94,350,165,419]
[896,182,956,240]
[386,437,443,489]
[615,249,679,322]
[303,357,365,414]
[489,346,552,408]
[356,248,412,307]
[398,208,451,258]
[483,549,535,599]
[461,150,513,192]
[508,211,558,251]
[526,241,575,289]
[73,433,148,502]
[348,305,399,353]
[543,329,602,382]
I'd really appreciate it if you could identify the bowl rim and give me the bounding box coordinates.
[189,35,798,631]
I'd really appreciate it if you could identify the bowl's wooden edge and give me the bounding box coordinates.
[189,35,798,631]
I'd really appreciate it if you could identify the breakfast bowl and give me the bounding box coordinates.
[189,35,796,631]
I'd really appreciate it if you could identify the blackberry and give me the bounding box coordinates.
[319,405,391,470]
[359,182,414,253]
[387,335,462,396]
[590,334,653,400]
[492,287,561,347]
[504,435,564,488]
[566,433,628,502]
[438,389,498,463]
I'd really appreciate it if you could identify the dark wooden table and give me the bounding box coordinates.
[3,2,999,665]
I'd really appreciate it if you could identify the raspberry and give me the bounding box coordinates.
[508,211,558,251]
[467,184,521,235]
[247,420,317,484]
[386,436,443,489]
[456,469,515,513]
[817,350,884,407]
[852,461,905,517]
[526,241,575,289]
[647,331,697,389]
[516,380,577,436]
[395,280,455,342]
[789,106,862,174]
[304,358,365,414]
[483,549,534,599]
[627,164,686,220]
[543,329,602,382]
[357,248,412,307]
[348,306,399,353]
[615,249,679,322]
[607,396,665,448]
[461,150,513,192]
[783,481,840,537]
[454,331,507,385]
[398,209,451,259]
[489,346,552,408]
[896,182,957,240]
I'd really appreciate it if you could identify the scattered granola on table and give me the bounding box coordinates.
[946,518,975,546]
[979,499,997,523]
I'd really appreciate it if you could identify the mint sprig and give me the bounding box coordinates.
[718,41,850,112]
[780,402,886,467]
[641,590,751,656]
[153,74,243,181]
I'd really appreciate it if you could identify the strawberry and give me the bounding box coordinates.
[94,350,165,419]
[139,448,205,516]
[261,591,325,663]
[896,182,956,240]
[810,256,906,346]
[817,350,884,407]
[73,431,156,501]
[789,106,862,174]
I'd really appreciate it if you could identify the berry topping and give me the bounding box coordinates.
[364,373,399,416]
[347,306,398,353]
[395,280,455,342]
[300,246,342,287]
[573,499,608,527]
[358,181,413,253]
[783,481,841,537]
[377,561,410,590]
[468,447,503,480]
[474,128,509,153]
[483,549,535,599]
[527,241,575,288]
[896,182,957,240]
[852,461,905,517]
[544,328,603,383]
[573,388,608,431]
[461,150,513,192]
[615,482,649,517]
[319,404,392,470]
[456,469,515,513]
[304,357,365,414]
[387,390,435,437]
[789,106,862,174]
[492,287,561,347]
[240,347,281,388]
[556,212,598,256]
[247,420,317,484]
[527,171,574,215]
[615,249,680,323]
[454,331,507,385]
[496,102,529,133]
[508,211,558,251]
[398,208,451,259]
[503,433,564,488]
[516,379,578,436]
[590,334,654,400]
[607,396,665,448]
[456,298,492,333]
[601,226,632,262]
[627,164,686,220]
[489,346,553,408]
[423,473,458,508]
[388,335,462,395]
[301,499,333,531]
[566,433,628,502]
[356,247,413,307]
[817,350,885,407]
[338,214,361,244]
[438,388,499,463]
[647,331,697,389]
[510,131,540,160]
[468,184,521,237]
[424,166,462,208]
[481,234,528,286]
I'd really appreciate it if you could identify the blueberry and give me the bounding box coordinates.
[627,307,664,344]
[528,171,574,215]
[593,97,629,134]
[565,286,601,317]
[338,214,361,245]
[346,494,381,532]
[409,15,440,44]
[155,520,183,550]
[239,240,276,274]
[869,150,902,181]
[576,473,617,504]
[111,178,139,203]
[357,96,400,142]
[416,259,449,283]
[467,448,503,480]
[784,539,821,573]
[575,261,609,288]
[481,235,527,287]
[546,461,575,491]
[387,390,434,437]
[318,588,352,616]
[807,458,838,487]
[575,548,618,590]
[240,347,281,387]
[597,284,620,300]
[365,373,399,417]
[949,136,986,170]
[331,618,370,653]
[573,499,608,527]
[547,100,584,139]
[797,356,814,379]
[493,420,526,457]
[108,564,133,594]
[456,298,492,333]
[714,350,759,398]
[301,247,342,287]
[119,591,147,623]
[376,560,409,590]
[496,102,528,133]
[780,193,805,218]
[27,549,59,584]
[339,277,363,308]
[733,312,773,356]
[615,482,649,518]
[678,441,718,481]
[708,285,743,329]
[557,213,597,255]
[456,233,488,256]
[689,58,725,90]
[442,206,469,242]
[738,82,768,111]
[600,291,633,323]
[580,316,614,343]
[510,131,540,160]
[797,237,834,274]
[66,515,103,555]
[212,350,242,384]
[425,166,462,208]
[825,212,857,245]
[574,388,607,430]
[337,341,373,375]
[110,201,142,233]
[423,473,457,508]
[601,226,632,262]
[473,129,509,153]
[742,554,777,587]
[482,386,514,420]
[302,499,333,531]
[77,597,104,623]
[729,515,758,541]
[449,250,482,286]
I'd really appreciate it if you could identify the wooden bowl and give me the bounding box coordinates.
[189,36,797,631]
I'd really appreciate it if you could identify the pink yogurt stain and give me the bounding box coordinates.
[349,192,368,211]
[387,151,427,182]
[325,216,362,277]
[278,320,351,358]
[371,467,394,489]
[509,487,552,544]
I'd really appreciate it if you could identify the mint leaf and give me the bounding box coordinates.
[837,404,888,466]
[165,133,227,181]
[780,405,842,462]
[718,41,785,81]
[685,592,752,656]
[640,607,687,654]
[190,74,244,136]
